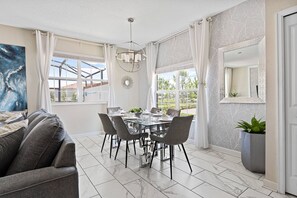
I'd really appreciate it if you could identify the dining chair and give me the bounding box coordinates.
[150,107,161,113]
[165,108,182,150]
[113,116,148,168]
[98,113,117,158]
[149,115,193,179]
[166,108,181,117]
[107,107,121,114]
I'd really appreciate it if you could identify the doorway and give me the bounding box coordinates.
[278,6,297,196]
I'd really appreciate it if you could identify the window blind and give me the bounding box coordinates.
[156,30,193,73]
[55,37,104,62]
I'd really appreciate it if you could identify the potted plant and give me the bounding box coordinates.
[236,116,265,173]
[129,107,143,117]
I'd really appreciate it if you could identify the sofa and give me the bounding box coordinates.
[0,109,79,198]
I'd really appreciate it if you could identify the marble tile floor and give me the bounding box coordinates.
[73,134,296,198]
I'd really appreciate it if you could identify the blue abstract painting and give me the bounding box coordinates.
[0,44,27,111]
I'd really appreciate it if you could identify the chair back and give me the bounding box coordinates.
[98,113,117,135]
[150,107,161,113]
[163,116,193,145]
[107,107,121,114]
[112,116,132,140]
[166,108,181,117]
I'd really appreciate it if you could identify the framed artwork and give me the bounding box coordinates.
[0,43,27,111]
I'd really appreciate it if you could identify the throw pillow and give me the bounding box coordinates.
[0,127,25,176]
[6,116,65,175]
[27,109,47,124]
[23,113,55,140]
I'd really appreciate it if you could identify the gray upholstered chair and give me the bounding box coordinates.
[161,108,182,140]
[112,116,148,168]
[166,108,181,117]
[98,113,117,158]
[150,115,193,179]
[107,107,121,114]
[150,107,161,113]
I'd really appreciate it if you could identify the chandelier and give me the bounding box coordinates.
[116,18,146,73]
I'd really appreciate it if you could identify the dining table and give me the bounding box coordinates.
[108,111,174,167]
[109,112,173,167]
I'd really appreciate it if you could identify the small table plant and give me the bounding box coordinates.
[129,107,143,117]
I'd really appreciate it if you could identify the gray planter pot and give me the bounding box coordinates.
[241,131,265,173]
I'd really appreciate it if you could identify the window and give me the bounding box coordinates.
[49,56,108,103]
[156,68,197,116]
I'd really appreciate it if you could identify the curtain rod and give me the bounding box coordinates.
[155,17,213,44]
[32,30,104,47]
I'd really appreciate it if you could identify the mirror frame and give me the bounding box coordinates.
[121,76,133,89]
[218,36,266,104]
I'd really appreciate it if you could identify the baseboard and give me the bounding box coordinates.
[71,131,104,138]
[210,144,241,158]
[184,140,241,158]
[263,179,278,191]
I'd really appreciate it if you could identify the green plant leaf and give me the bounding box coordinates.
[235,116,265,133]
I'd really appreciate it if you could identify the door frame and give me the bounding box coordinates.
[277,6,297,194]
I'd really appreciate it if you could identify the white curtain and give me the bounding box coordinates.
[145,42,159,110]
[104,44,116,107]
[35,30,56,112]
[225,67,233,97]
[189,19,210,148]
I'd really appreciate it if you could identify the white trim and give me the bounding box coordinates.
[277,5,297,194]
[209,144,241,158]
[263,179,278,191]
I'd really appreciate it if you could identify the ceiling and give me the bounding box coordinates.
[0,0,246,45]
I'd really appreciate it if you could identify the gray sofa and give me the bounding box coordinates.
[0,110,79,198]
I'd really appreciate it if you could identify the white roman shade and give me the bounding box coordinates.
[54,37,104,61]
[156,31,192,73]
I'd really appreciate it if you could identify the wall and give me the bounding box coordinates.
[0,24,38,113]
[138,60,149,109]
[113,57,140,111]
[52,103,106,134]
[231,67,249,97]
[208,0,266,151]
[265,0,297,189]
[0,23,140,134]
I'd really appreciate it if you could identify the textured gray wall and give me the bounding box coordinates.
[208,0,266,151]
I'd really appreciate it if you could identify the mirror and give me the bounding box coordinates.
[125,80,130,86]
[219,37,265,103]
[122,76,133,89]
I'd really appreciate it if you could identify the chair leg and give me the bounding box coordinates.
[114,139,121,160]
[109,135,113,158]
[181,144,192,172]
[133,140,136,155]
[178,144,181,151]
[169,145,173,180]
[101,134,107,153]
[125,140,128,168]
[150,141,157,168]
